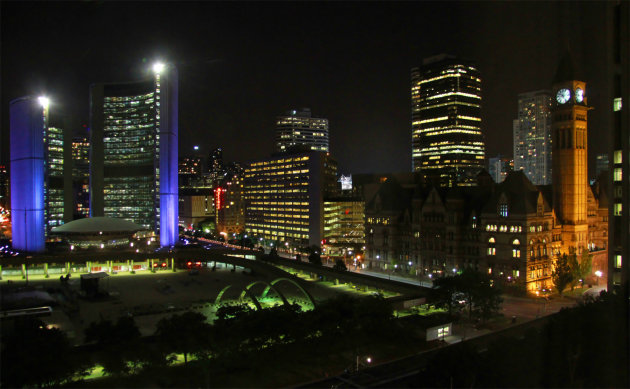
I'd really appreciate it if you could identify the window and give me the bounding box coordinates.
[512,239,521,258]
[614,168,623,181]
[614,203,622,216]
[488,237,496,256]
[615,255,622,269]
[614,97,622,112]
[614,150,623,164]
[499,203,508,217]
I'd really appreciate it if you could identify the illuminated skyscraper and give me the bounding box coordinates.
[488,155,513,183]
[10,96,72,251]
[513,90,553,185]
[411,54,485,186]
[276,108,329,153]
[90,63,178,247]
[244,151,337,247]
[72,137,90,218]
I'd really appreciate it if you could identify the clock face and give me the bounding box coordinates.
[557,88,571,104]
[575,88,584,103]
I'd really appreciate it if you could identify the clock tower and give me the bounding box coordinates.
[551,54,590,254]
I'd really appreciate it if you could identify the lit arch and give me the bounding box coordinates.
[214,284,233,305]
[488,237,496,243]
[512,239,520,245]
[262,278,316,308]
[239,280,289,306]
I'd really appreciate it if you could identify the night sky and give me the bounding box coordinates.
[1,1,611,176]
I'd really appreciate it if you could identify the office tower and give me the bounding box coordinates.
[178,188,213,231]
[609,0,629,291]
[411,54,485,187]
[488,155,513,183]
[209,148,224,174]
[323,198,365,257]
[244,151,337,247]
[90,63,178,247]
[595,153,609,178]
[551,55,590,253]
[72,137,90,218]
[10,97,49,251]
[44,119,72,233]
[178,157,203,189]
[214,174,245,236]
[275,108,329,153]
[513,90,553,185]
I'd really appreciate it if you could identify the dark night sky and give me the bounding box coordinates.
[1,1,611,176]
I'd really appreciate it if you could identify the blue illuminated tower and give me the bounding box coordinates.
[90,63,178,247]
[9,96,47,252]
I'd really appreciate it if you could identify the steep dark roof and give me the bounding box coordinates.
[482,171,544,215]
[366,177,412,213]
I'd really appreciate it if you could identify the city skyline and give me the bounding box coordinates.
[1,2,611,175]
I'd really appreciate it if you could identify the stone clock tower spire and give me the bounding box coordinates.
[551,52,590,253]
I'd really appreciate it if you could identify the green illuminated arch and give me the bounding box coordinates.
[263,278,316,308]
[214,284,233,305]
[239,280,289,306]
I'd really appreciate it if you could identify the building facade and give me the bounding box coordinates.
[323,197,366,257]
[411,54,485,187]
[275,109,329,153]
[608,0,629,291]
[244,151,337,247]
[513,90,553,185]
[215,174,245,236]
[179,188,213,231]
[90,63,178,247]
[72,137,90,218]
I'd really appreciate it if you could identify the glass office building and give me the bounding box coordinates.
[90,64,178,247]
[411,54,485,186]
[276,108,329,153]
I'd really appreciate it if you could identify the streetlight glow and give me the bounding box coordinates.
[38,96,49,108]
[152,62,165,74]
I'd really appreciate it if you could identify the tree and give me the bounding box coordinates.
[473,278,503,322]
[308,251,322,266]
[552,254,573,296]
[333,259,347,271]
[155,312,211,365]
[431,275,461,316]
[577,251,593,287]
[1,318,87,387]
[84,316,144,375]
[567,253,580,291]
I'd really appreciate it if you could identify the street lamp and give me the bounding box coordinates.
[595,270,602,285]
[152,62,165,74]
[38,96,50,108]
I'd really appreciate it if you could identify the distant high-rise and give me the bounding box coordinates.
[90,63,178,247]
[275,108,329,153]
[209,148,224,173]
[513,90,553,185]
[411,54,485,187]
[72,137,90,218]
[488,155,513,183]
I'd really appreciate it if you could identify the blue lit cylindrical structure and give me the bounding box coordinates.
[158,65,179,247]
[10,97,46,252]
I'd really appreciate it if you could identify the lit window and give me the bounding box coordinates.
[614,203,622,216]
[498,203,508,217]
[615,255,622,269]
[614,150,623,164]
[614,168,623,181]
[614,97,622,112]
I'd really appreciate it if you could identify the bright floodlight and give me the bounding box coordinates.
[38,96,49,108]
[595,270,603,277]
[153,62,165,74]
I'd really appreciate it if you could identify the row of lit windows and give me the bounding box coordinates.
[486,224,523,233]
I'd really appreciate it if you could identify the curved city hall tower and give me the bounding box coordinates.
[551,56,589,253]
